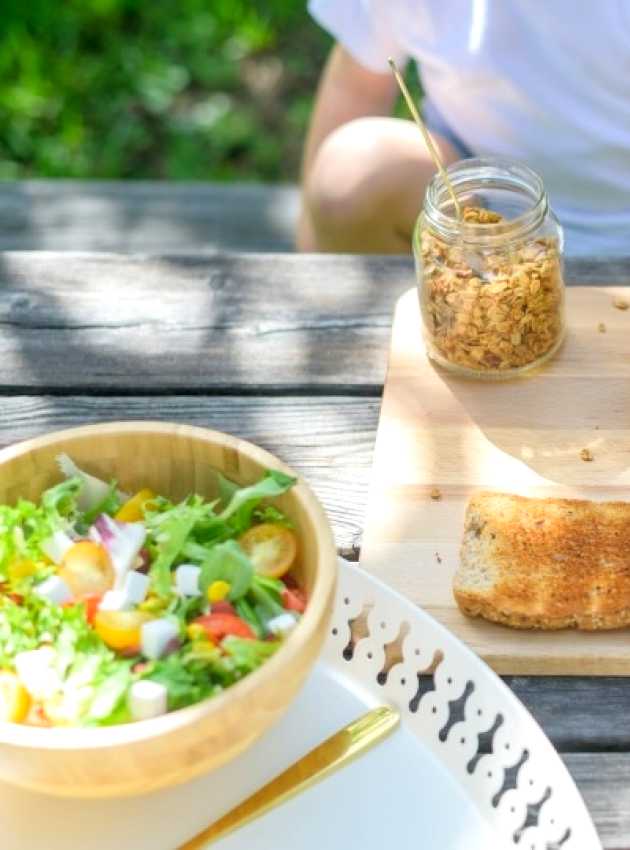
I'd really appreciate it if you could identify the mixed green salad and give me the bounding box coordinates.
[0,456,306,727]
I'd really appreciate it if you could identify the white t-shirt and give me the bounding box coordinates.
[309,0,630,256]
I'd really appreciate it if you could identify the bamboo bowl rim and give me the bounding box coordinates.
[0,421,337,750]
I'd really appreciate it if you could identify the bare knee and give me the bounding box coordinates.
[299,117,458,253]
[301,121,381,251]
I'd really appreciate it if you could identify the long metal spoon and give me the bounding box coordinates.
[179,705,400,849]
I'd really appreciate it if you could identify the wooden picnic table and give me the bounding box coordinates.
[0,248,628,849]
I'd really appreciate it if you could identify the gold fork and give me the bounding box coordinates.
[179,705,400,849]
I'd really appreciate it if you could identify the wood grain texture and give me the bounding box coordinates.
[0,253,619,393]
[0,181,300,253]
[0,252,410,391]
[563,754,630,849]
[0,422,337,797]
[360,286,630,674]
[0,395,380,553]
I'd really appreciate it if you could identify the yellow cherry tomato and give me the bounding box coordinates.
[93,610,151,651]
[207,580,231,603]
[58,541,115,598]
[0,671,31,723]
[7,559,38,582]
[238,524,297,578]
[115,489,156,523]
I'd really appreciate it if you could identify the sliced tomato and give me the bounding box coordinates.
[94,610,150,651]
[238,524,297,578]
[115,489,156,523]
[82,593,102,625]
[193,612,255,643]
[282,586,307,613]
[211,600,236,616]
[58,541,115,598]
[0,671,31,723]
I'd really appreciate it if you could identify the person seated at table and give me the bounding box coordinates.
[297,1,630,257]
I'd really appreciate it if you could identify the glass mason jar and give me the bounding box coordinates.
[413,157,565,379]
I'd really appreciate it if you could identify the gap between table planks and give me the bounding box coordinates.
[360,285,630,675]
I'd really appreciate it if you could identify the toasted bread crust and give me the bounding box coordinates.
[454,492,630,631]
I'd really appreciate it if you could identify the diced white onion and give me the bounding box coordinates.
[140,618,179,660]
[40,530,75,565]
[174,564,201,597]
[14,647,61,700]
[123,570,150,605]
[267,613,298,637]
[34,575,73,605]
[129,680,168,721]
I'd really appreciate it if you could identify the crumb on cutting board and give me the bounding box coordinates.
[435,552,442,564]
[613,296,629,311]
[580,448,594,462]
[430,487,442,501]
[598,322,606,332]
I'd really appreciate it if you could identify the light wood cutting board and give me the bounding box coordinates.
[360,286,630,675]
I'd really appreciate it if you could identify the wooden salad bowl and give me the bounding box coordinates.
[0,422,337,797]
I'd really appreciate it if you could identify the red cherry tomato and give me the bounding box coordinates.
[282,586,307,613]
[211,600,236,615]
[193,613,255,643]
[82,594,102,625]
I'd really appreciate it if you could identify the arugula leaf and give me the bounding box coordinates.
[249,576,285,620]
[234,597,264,638]
[218,470,297,533]
[198,540,253,601]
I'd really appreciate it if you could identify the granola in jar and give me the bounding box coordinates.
[414,159,566,378]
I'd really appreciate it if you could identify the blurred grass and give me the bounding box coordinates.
[0,0,419,182]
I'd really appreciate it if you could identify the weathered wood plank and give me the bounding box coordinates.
[0,181,300,253]
[0,253,624,393]
[0,252,410,391]
[506,676,630,751]
[0,395,381,553]
[563,753,630,849]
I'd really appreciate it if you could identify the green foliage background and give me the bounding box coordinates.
[0,0,331,181]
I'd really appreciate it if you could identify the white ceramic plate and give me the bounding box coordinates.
[1,560,600,850]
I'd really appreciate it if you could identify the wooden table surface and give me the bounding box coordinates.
[0,250,628,849]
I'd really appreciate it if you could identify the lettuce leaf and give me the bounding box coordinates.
[222,636,280,674]
[198,540,253,601]
[218,470,297,533]
[147,505,200,596]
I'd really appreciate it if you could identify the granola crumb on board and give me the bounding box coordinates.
[580,448,594,462]
[613,296,629,311]
[430,487,442,500]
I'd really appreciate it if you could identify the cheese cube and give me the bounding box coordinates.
[34,575,73,605]
[175,564,201,597]
[267,613,298,637]
[98,590,130,611]
[140,618,179,660]
[129,680,168,721]
[123,570,150,605]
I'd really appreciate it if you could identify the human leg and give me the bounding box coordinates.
[297,116,462,253]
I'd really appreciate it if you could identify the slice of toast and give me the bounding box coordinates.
[454,491,630,630]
